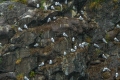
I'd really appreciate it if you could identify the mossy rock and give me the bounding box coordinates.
[105,33,110,41]
[11,0,27,4]
[16,73,24,80]
[95,48,102,54]
[89,0,106,10]
[8,4,14,10]
[55,6,62,11]
[85,36,92,43]
[102,71,111,79]
[29,71,35,78]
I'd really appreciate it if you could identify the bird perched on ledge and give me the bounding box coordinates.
[63,32,68,37]
[24,24,28,29]
[39,62,44,67]
[18,27,23,32]
[49,60,52,64]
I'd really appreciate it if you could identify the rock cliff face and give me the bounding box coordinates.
[0,0,120,80]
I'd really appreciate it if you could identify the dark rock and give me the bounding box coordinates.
[0,0,120,80]
[0,72,16,80]
[15,56,37,76]
[10,32,37,46]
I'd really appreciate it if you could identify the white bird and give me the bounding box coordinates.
[24,24,28,29]
[94,43,99,48]
[116,24,120,28]
[49,60,52,64]
[63,32,68,37]
[82,42,89,47]
[18,27,23,32]
[79,42,89,48]
[60,4,63,11]
[34,43,39,47]
[37,4,39,8]
[53,16,56,20]
[65,0,67,4]
[47,18,51,23]
[39,62,44,67]
[0,43,2,47]
[79,43,84,48]
[103,67,111,72]
[44,5,48,10]
[102,38,107,44]
[51,5,55,10]
[0,13,3,16]
[79,16,83,20]
[73,6,76,10]
[22,15,32,19]
[3,52,10,56]
[50,0,53,2]
[114,37,119,42]
[72,37,75,42]
[24,76,29,80]
[32,0,36,3]
[116,72,119,78]
[55,2,57,5]
[51,37,55,42]
[28,9,34,13]
[81,10,84,14]
[102,54,107,59]
[55,2,58,5]
[55,2,60,6]
[71,48,76,52]
[74,46,77,50]
[82,42,86,47]
[64,51,67,55]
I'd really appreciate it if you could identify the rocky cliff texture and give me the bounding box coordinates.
[0,0,120,80]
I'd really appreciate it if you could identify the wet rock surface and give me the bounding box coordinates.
[0,0,120,80]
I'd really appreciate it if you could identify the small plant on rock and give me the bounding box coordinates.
[89,0,105,10]
[11,0,27,4]
[8,4,14,10]
[40,0,46,10]
[29,71,35,78]
[16,73,24,80]
[15,58,22,65]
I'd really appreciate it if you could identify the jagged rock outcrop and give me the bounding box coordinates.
[0,0,120,80]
